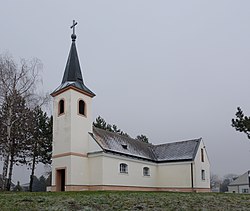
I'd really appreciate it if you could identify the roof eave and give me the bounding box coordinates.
[157,158,193,163]
[104,149,156,163]
[51,84,96,98]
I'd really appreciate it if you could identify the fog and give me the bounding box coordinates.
[0,0,250,183]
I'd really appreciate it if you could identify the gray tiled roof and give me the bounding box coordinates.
[152,140,200,162]
[228,171,250,186]
[92,127,201,162]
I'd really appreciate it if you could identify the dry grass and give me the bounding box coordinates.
[0,191,250,210]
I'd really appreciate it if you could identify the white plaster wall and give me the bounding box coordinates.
[52,88,94,187]
[239,185,250,193]
[53,89,93,156]
[53,91,72,155]
[52,156,89,186]
[193,140,210,188]
[70,156,89,185]
[51,157,71,186]
[228,186,239,193]
[157,162,192,188]
[88,155,103,185]
[101,154,157,187]
[88,135,103,153]
[228,185,250,193]
[70,90,93,154]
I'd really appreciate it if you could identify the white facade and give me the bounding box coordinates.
[51,96,210,192]
[51,33,210,192]
[228,171,250,194]
[228,185,250,194]
[52,88,93,191]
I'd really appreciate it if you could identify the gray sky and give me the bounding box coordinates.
[1,0,250,183]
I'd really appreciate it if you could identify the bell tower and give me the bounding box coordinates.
[51,21,95,191]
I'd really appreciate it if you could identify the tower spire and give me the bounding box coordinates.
[51,20,95,98]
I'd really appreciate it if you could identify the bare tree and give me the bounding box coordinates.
[220,173,238,192]
[210,173,221,191]
[0,53,44,190]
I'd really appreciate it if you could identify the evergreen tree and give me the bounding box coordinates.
[93,116,107,130]
[232,107,250,139]
[93,116,149,141]
[20,107,52,192]
[136,135,149,143]
[0,92,32,191]
[93,116,130,137]
[32,175,47,192]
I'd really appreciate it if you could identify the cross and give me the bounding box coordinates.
[70,20,78,35]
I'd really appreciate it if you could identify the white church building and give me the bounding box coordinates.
[50,25,210,192]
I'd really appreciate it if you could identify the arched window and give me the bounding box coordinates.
[58,99,65,115]
[120,163,128,174]
[143,167,150,176]
[78,100,85,116]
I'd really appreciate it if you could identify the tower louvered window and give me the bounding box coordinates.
[59,99,65,115]
[79,100,85,116]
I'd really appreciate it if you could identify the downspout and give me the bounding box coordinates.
[191,163,194,191]
[248,171,250,192]
[248,171,250,187]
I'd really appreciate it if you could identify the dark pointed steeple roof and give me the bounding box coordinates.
[51,28,95,97]
[62,35,84,84]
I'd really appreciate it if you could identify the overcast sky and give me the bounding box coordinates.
[1,0,250,183]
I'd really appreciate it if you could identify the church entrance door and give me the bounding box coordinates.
[56,169,66,191]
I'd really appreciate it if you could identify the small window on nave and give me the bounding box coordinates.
[143,167,150,176]
[120,163,128,174]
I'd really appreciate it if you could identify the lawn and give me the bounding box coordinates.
[0,191,250,211]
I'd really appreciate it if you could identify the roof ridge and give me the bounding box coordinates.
[154,138,201,147]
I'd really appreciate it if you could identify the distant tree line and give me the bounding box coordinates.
[93,116,149,143]
[0,53,52,191]
[13,174,51,192]
[210,173,238,193]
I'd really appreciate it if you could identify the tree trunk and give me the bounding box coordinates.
[6,150,14,191]
[29,147,37,192]
[2,107,12,190]
[1,155,9,190]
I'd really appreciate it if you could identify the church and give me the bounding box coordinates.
[50,22,210,192]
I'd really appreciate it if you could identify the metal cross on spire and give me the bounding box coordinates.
[70,20,78,41]
[71,20,77,35]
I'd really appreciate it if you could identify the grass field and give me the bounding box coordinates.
[0,191,250,211]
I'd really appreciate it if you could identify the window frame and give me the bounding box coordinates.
[119,163,128,174]
[201,169,205,180]
[58,99,65,116]
[201,148,204,162]
[78,99,86,117]
[242,189,249,193]
[143,167,150,177]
